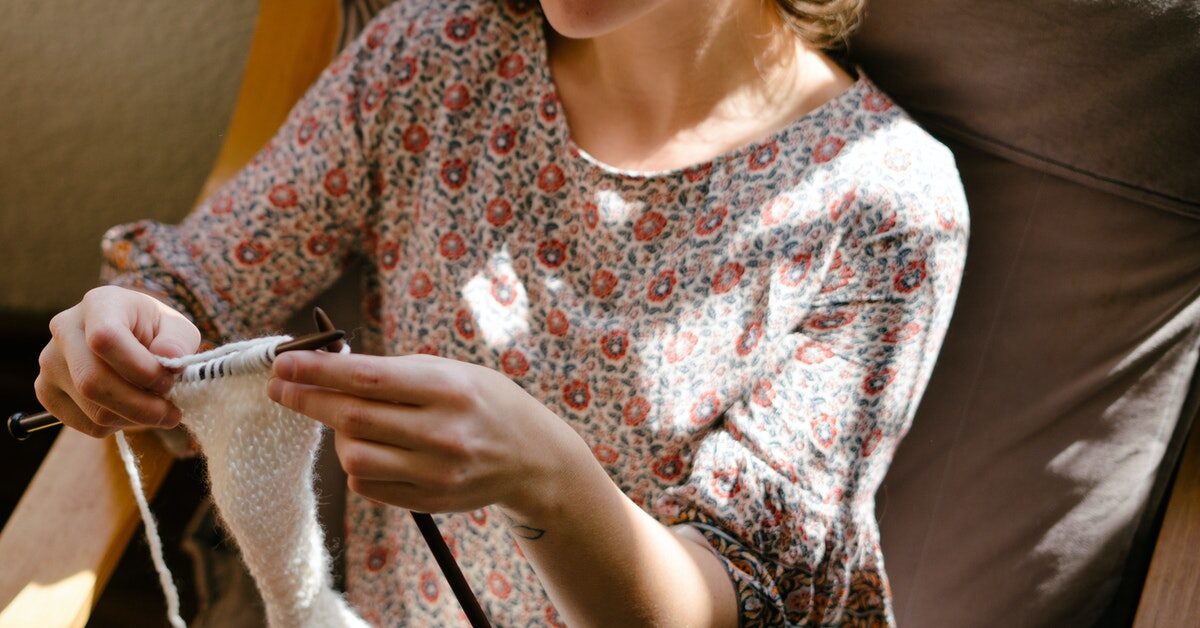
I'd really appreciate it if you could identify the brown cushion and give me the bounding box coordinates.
[873,137,1200,625]
[852,3,1200,623]
[853,0,1200,219]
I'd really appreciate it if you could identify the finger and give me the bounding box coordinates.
[267,378,426,446]
[39,343,141,430]
[83,313,174,394]
[346,476,457,514]
[62,384,141,430]
[334,433,446,483]
[61,333,176,426]
[36,376,125,438]
[273,352,455,405]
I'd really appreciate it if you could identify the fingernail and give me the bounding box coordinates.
[267,377,284,401]
[274,355,296,380]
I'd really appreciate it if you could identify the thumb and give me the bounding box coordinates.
[148,307,201,359]
[148,335,189,359]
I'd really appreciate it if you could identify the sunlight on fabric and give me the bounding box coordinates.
[0,569,97,628]
[462,248,530,348]
[596,188,635,224]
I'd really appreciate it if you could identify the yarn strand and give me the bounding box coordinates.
[116,430,186,628]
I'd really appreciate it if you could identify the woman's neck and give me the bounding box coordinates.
[548,0,854,172]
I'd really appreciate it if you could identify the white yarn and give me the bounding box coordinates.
[160,335,286,383]
[119,336,367,628]
[116,431,186,628]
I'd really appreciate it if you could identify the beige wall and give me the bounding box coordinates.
[0,0,259,314]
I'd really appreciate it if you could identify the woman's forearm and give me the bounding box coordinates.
[501,429,739,627]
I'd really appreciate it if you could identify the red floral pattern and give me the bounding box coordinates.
[100,1,968,626]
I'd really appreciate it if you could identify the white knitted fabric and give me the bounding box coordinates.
[122,336,367,628]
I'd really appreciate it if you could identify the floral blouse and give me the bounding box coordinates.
[102,0,968,625]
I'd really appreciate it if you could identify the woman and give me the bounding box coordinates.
[35,0,968,625]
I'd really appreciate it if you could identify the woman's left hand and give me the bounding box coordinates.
[267,351,587,520]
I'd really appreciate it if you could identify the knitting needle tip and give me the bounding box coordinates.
[311,307,346,352]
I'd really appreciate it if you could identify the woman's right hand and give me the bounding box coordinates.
[35,285,201,438]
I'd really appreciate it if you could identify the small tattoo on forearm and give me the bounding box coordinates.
[510,524,546,540]
[503,512,546,540]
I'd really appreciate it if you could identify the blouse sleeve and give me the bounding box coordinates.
[666,169,969,625]
[100,14,400,341]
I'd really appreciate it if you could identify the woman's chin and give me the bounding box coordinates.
[539,0,663,39]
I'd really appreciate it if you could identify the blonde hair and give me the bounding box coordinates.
[773,0,866,49]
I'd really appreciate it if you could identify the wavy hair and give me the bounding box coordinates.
[773,0,866,49]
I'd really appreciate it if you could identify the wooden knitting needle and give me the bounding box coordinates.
[309,307,493,628]
[275,329,346,355]
[6,329,346,441]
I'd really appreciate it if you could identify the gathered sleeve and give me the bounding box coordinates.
[100,16,402,341]
[664,167,969,625]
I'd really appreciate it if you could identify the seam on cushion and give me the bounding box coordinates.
[920,118,1200,219]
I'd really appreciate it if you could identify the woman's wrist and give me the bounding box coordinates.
[498,407,600,530]
[493,408,740,627]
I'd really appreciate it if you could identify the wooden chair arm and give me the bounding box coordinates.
[1134,419,1200,626]
[0,1,340,626]
[0,431,173,628]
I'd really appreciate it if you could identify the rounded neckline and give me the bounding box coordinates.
[527,13,873,181]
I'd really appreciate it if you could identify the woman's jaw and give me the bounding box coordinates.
[538,0,669,40]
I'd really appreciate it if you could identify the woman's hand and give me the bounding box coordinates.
[35,285,201,438]
[267,352,589,519]
[269,350,740,627]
